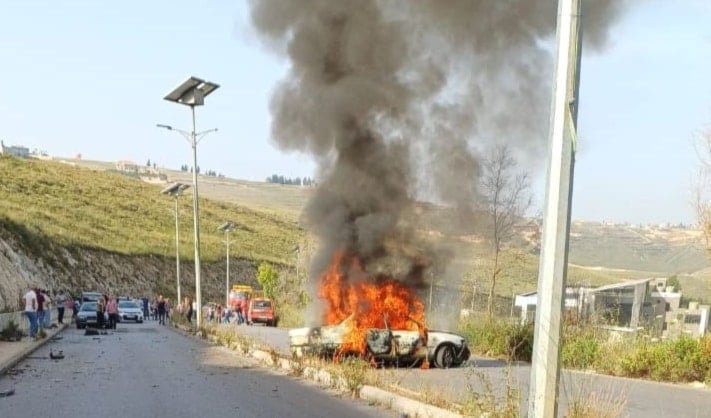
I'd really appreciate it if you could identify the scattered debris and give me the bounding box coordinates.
[85,328,99,336]
[49,350,64,360]
[0,389,15,398]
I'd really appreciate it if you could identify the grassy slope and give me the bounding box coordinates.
[0,157,302,264]
[3,156,709,301]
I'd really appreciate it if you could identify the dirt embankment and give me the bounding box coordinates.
[0,232,259,311]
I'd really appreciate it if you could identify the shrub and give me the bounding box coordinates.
[619,336,711,382]
[460,317,533,362]
[562,327,601,370]
[0,320,24,341]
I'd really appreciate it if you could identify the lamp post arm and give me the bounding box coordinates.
[195,128,218,145]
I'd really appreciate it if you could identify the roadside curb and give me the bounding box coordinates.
[0,324,67,376]
[169,323,463,417]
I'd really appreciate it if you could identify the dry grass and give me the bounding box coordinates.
[562,373,627,418]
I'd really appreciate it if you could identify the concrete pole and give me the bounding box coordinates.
[175,196,181,305]
[190,104,203,327]
[528,0,582,417]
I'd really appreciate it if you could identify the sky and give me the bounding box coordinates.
[1,0,710,226]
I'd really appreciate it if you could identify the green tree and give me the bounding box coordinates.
[667,275,682,292]
[256,261,278,301]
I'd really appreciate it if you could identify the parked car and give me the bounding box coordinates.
[247,297,278,327]
[117,300,144,323]
[81,291,102,303]
[288,317,470,368]
[75,301,108,329]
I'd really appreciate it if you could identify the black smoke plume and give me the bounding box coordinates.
[248,0,628,311]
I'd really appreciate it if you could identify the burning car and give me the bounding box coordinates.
[289,316,470,369]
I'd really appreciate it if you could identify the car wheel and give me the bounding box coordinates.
[434,344,455,369]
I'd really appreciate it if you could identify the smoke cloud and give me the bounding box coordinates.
[248,0,627,307]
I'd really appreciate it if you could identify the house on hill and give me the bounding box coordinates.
[0,140,30,158]
[515,277,710,338]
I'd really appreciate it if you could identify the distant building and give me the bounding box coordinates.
[0,140,30,158]
[116,160,161,176]
[514,277,709,339]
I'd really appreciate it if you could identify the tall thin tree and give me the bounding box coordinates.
[480,144,532,318]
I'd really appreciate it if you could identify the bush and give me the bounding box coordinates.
[620,336,711,382]
[460,317,533,362]
[0,320,24,341]
[562,327,601,369]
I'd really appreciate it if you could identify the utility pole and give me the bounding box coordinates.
[528,0,582,417]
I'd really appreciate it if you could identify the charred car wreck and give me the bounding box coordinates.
[289,317,470,369]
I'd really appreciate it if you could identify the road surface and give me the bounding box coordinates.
[237,323,711,417]
[0,321,395,418]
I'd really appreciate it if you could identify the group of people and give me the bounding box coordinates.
[93,294,121,329]
[204,300,246,325]
[22,287,62,339]
[21,287,201,336]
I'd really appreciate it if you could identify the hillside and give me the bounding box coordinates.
[1,155,709,310]
[0,156,304,309]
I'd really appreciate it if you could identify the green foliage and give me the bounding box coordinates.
[561,327,601,369]
[459,316,533,362]
[0,157,302,264]
[619,336,711,382]
[256,261,279,300]
[0,319,24,341]
[667,275,682,292]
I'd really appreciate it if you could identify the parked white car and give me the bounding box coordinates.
[289,317,470,369]
[117,300,144,323]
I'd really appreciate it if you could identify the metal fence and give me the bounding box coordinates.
[0,308,59,333]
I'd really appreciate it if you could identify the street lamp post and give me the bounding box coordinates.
[158,76,220,328]
[161,182,190,305]
[218,222,236,307]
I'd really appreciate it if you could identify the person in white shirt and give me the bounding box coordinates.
[55,291,67,324]
[23,288,38,338]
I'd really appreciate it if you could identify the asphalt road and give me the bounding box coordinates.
[237,323,711,417]
[0,321,395,418]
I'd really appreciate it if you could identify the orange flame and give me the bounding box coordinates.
[318,251,426,356]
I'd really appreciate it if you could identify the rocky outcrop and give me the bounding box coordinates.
[0,232,259,311]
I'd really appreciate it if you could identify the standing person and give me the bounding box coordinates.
[42,290,52,329]
[23,288,38,339]
[35,288,46,329]
[55,291,67,325]
[165,298,171,323]
[235,299,244,325]
[156,295,166,325]
[65,298,74,323]
[71,297,80,320]
[142,296,149,320]
[185,297,193,324]
[106,297,119,329]
[95,295,106,329]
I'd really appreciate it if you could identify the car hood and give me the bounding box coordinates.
[119,308,142,313]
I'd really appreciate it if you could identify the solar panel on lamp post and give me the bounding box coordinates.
[218,222,236,308]
[157,76,220,328]
[161,182,190,307]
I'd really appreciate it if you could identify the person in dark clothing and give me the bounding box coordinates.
[96,296,106,329]
[156,295,166,325]
[35,288,46,329]
[142,297,149,319]
[184,297,194,324]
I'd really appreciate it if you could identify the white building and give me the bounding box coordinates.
[0,140,30,158]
